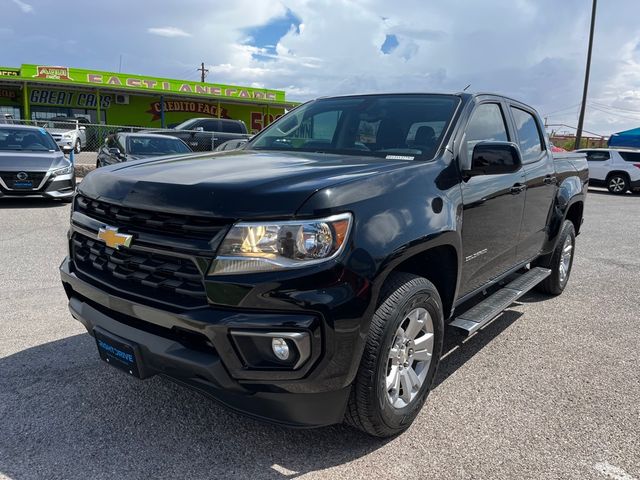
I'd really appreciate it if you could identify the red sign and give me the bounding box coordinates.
[146,100,230,121]
[33,66,73,81]
[0,89,18,100]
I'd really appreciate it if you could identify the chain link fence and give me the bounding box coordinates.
[1,117,220,167]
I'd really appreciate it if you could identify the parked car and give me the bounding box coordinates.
[96,133,192,168]
[0,113,16,125]
[45,116,87,154]
[214,138,248,151]
[147,117,250,151]
[0,124,75,201]
[60,92,587,437]
[577,148,640,194]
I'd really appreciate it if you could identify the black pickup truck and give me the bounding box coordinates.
[147,117,250,151]
[60,93,588,437]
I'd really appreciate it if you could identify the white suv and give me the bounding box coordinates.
[45,117,87,154]
[578,148,640,194]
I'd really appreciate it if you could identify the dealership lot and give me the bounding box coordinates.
[0,190,638,480]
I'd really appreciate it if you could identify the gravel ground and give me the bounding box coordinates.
[0,189,638,480]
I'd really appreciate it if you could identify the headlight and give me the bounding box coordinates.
[51,164,73,176]
[209,213,352,275]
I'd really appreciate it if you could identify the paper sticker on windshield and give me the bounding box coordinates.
[385,154,414,160]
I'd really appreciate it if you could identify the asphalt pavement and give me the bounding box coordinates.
[0,189,639,480]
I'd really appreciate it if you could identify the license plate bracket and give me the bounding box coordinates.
[94,327,143,378]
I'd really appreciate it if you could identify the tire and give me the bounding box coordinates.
[74,139,81,154]
[606,173,629,194]
[96,160,100,169]
[535,220,576,295]
[345,272,444,437]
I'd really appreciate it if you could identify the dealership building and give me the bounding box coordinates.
[0,64,294,132]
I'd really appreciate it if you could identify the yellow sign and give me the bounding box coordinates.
[33,66,73,81]
[97,226,133,250]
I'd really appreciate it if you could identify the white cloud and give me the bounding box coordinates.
[191,0,640,135]
[147,26,192,38]
[11,0,33,13]
[4,0,640,135]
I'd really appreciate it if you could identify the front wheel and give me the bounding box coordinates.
[535,220,576,295]
[607,174,628,194]
[345,272,444,437]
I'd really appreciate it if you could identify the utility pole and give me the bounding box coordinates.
[197,62,209,83]
[575,0,597,150]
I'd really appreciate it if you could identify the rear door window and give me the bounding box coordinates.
[585,151,610,161]
[201,119,221,132]
[510,107,543,163]
[619,151,640,162]
[222,121,243,134]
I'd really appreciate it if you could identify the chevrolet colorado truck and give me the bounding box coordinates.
[60,93,588,437]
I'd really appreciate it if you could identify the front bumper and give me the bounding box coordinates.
[0,173,75,199]
[60,257,352,427]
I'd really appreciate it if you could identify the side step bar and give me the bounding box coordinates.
[450,267,551,335]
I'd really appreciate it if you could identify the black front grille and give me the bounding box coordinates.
[71,232,207,308]
[0,171,46,189]
[75,195,228,240]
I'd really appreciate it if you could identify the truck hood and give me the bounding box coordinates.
[79,150,409,218]
[0,150,68,172]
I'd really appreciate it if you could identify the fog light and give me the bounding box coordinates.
[271,337,290,360]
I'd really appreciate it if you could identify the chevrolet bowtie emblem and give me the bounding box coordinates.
[97,226,133,250]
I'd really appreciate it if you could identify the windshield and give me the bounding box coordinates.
[249,94,460,160]
[0,127,59,152]
[127,136,191,155]
[45,120,77,129]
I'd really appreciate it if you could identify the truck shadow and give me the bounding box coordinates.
[0,313,518,479]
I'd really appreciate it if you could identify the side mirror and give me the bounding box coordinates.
[62,145,73,154]
[108,147,121,156]
[195,126,204,132]
[466,142,522,177]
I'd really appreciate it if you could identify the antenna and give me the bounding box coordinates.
[463,84,471,92]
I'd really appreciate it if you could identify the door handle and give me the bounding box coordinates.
[543,175,557,185]
[510,183,526,195]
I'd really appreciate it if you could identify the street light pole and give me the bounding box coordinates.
[575,0,597,150]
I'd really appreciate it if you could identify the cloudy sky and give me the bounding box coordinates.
[3,0,640,135]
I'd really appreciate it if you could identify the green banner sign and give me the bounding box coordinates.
[19,64,286,103]
[0,67,20,77]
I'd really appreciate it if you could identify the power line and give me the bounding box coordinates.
[590,101,640,115]
[542,103,581,116]
[546,123,606,137]
[588,104,640,122]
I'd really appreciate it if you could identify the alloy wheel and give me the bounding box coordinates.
[559,235,573,284]
[609,176,626,193]
[386,307,434,409]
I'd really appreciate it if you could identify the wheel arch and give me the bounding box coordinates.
[564,201,583,235]
[376,233,461,321]
[606,170,631,182]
